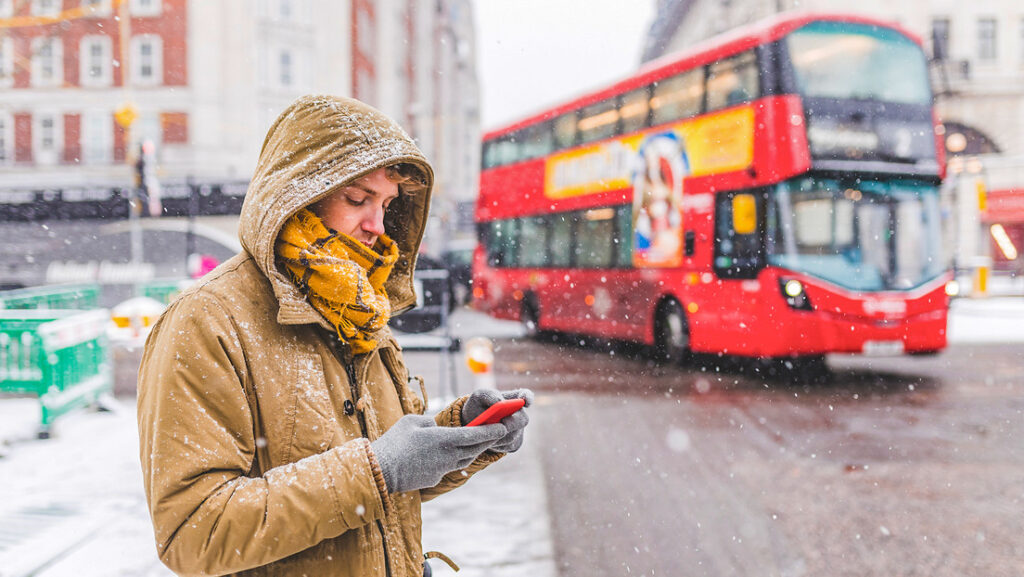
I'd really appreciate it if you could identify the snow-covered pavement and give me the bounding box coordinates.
[0,309,550,577]
[0,297,1020,576]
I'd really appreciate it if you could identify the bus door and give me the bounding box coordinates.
[708,190,768,350]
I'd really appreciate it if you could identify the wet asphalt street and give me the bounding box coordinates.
[493,337,1024,577]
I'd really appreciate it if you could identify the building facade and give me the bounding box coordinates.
[0,0,481,226]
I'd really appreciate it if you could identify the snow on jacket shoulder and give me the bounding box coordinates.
[137,95,500,577]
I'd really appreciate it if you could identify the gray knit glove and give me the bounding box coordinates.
[370,414,507,493]
[461,388,534,453]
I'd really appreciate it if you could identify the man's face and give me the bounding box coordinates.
[311,168,399,249]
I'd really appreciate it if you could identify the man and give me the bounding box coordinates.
[137,95,532,576]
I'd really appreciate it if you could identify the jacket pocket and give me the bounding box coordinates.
[286,353,337,460]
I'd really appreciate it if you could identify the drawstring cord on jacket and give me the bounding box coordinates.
[425,550,459,572]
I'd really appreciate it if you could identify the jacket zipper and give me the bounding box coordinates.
[337,338,393,577]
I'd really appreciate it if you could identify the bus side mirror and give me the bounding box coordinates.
[732,193,757,235]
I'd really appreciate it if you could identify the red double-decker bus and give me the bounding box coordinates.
[473,12,955,363]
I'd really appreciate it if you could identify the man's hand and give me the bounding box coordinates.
[370,414,506,493]
[461,388,533,453]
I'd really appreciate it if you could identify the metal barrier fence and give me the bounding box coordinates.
[0,309,112,437]
[138,278,193,305]
[0,284,101,311]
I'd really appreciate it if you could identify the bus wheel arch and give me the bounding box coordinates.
[654,297,690,364]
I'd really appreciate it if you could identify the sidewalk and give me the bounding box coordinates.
[947,295,1024,343]
[0,309,551,577]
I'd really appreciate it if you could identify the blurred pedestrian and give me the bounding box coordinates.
[137,95,532,576]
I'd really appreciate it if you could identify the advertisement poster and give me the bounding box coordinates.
[544,106,755,267]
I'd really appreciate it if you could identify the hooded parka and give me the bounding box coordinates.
[137,95,501,577]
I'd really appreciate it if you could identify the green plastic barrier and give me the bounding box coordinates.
[138,279,194,305]
[0,284,101,311]
[0,309,112,437]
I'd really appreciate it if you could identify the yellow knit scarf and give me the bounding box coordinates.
[275,208,399,354]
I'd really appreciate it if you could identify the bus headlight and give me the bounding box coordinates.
[780,278,813,311]
[944,280,960,297]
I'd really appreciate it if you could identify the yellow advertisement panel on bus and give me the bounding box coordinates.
[544,106,755,268]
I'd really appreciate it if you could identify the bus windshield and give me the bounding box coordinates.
[766,177,945,291]
[785,21,931,105]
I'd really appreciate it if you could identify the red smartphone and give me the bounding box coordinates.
[465,398,526,427]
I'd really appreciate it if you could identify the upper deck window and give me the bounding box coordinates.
[785,21,931,105]
[578,98,618,144]
[619,88,650,134]
[706,50,759,110]
[650,68,704,126]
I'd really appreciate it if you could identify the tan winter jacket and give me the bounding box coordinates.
[137,95,501,577]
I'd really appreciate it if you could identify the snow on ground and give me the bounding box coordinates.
[947,296,1024,343]
[0,299,1019,576]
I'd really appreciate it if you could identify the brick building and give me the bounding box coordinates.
[0,0,481,217]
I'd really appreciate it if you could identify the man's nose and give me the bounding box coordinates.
[363,207,386,237]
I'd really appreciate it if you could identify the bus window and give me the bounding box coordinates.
[619,87,650,134]
[576,208,616,268]
[553,112,577,149]
[519,215,550,267]
[578,98,619,144]
[505,131,526,164]
[485,135,520,168]
[651,68,704,126]
[707,50,759,110]
[549,212,573,267]
[713,190,765,278]
[482,140,499,169]
[614,205,633,267]
[521,121,554,160]
[487,219,520,267]
[784,21,931,105]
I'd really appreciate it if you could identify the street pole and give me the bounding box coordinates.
[118,0,142,268]
[186,176,197,273]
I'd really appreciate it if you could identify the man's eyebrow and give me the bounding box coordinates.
[349,183,399,199]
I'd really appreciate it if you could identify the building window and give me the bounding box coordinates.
[931,18,950,61]
[279,0,292,20]
[130,0,162,17]
[34,113,61,165]
[31,36,63,87]
[80,36,113,87]
[0,37,12,88]
[131,35,163,85]
[0,112,12,165]
[978,18,997,61]
[280,49,292,86]
[32,0,60,17]
[81,0,111,16]
[82,110,112,164]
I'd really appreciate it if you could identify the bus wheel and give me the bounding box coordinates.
[521,299,541,340]
[655,301,689,364]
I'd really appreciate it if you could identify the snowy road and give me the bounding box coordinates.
[494,334,1024,576]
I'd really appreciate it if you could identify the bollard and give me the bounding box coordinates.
[464,337,495,390]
